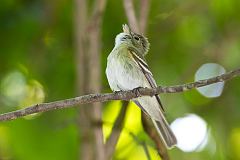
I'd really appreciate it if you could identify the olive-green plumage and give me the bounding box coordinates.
[106,24,177,148]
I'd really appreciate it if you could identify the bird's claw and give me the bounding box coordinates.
[114,90,122,94]
[133,87,142,97]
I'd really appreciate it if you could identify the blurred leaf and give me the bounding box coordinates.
[1,70,27,107]
[223,39,240,68]
[230,128,240,159]
[102,100,122,142]
[0,125,11,159]
[184,89,211,106]
[0,0,239,159]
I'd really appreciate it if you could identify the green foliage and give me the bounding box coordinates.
[0,0,240,159]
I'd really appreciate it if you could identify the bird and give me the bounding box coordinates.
[105,24,177,148]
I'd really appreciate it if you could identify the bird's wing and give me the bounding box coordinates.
[128,48,177,148]
[128,48,165,112]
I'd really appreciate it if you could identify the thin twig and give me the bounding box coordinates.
[0,68,239,121]
[142,142,151,160]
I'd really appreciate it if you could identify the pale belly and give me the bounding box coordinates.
[106,48,149,91]
[105,46,162,121]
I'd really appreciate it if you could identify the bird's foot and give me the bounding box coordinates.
[114,90,122,94]
[132,87,142,97]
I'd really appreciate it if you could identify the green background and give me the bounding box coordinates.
[0,0,240,159]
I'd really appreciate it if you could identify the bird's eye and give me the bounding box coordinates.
[134,36,140,41]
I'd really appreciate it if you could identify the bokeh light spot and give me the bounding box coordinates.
[0,69,45,119]
[1,71,27,106]
[171,114,208,152]
[20,80,45,119]
[195,63,226,98]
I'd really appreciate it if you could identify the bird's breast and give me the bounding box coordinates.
[106,46,149,91]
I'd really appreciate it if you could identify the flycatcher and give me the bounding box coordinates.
[106,24,177,148]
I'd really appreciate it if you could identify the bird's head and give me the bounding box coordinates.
[114,24,150,55]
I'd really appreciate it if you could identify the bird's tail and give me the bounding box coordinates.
[133,98,177,148]
[152,117,177,148]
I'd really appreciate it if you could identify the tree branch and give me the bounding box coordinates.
[123,0,140,33]
[139,0,150,33]
[142,114,169,160]
[86,0,107,159]
[0,68,239,122]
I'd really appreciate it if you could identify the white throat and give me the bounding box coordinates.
[114,33,128,47]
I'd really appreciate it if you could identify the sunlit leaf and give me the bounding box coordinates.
[103,101,149,159]
[124,145,160,160]
[115,102,143,158]
[0,125,11,159]
[102,100,122,142]
[230,128,240,159]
